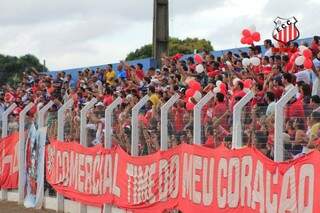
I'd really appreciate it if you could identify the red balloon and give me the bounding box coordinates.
[185,88,196,98]
[194,54,203,64]
[240,37,246,44]
[245,37,253,45]
[190,81,201,91]
[303,49,312,59]
[252,32,261,42]
[290,52,300,64]
[243,79,253,88]
[186,102,195,111]
[242,29,251,37]
[304,59,313,69]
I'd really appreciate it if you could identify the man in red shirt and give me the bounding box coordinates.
[135,63,145,81]
[286,97,305,119]
[230,80,246,110]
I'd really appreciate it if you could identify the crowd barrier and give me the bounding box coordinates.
[0,86,319,212]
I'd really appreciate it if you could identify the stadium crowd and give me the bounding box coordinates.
[1,36,320,160]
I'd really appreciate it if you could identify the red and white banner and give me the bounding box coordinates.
[46,140,320,213]
[0,133,19,189]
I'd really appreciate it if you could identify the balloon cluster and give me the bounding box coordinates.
[242,57,261,67]
[290,46,313,69]
[240,28,261,45]
[185,80,202,111]
[194,54,205,74]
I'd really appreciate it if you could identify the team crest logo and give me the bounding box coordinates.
[272,17,300,44]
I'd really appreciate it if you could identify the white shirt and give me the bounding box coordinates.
[264,48,273,57]
[266,101,276,116]
[295,70,312,85]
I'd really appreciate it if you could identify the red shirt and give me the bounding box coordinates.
[214,102,228,129]
[230,89,246,110]
[103,95,113,106]
[286,99,305,118]
[172,106,186,133]
[205,135,215,147]
[135,69,144,81]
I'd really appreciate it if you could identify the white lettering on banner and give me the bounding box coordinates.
[126,162,156,204]
[92,155,101,195]
[70,151,79,190]
[78,154,85,193]
[103,154,112,194]
[202,157,214,206]
[62,151,70,186]
[53,150,121,197]
[217,158,227,208]
[279,166,297,213]
[298,164,314,213]
[266,168,278,213]
[251,160,265,213]
[228,158,240,208]
[84,155,93,194]
[112,154,120,197]
[169,155,179,199]
[159,155,180,201]
[192,155,202,204]
[240,156,252,208]
[182,154,215,205]
[182,153,192,200]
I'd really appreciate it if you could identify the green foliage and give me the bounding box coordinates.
[125,37,213,61]
[0,54,47,85]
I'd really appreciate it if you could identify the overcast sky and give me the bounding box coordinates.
[1,0,319,71]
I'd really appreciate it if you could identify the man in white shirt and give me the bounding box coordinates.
[266,92,276,116]
[264,39,273,57]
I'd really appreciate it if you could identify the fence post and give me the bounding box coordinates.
[1,103,17,200]
[38,101,54,128]
[193,92,214,145]
[18,102,34,204]
[131,95,149,156]
[80,98,97,147]
[231,91,254,149]
[160,94,180,150]
[312,77,320,96]
[79,98,97,213]
[56,98,73,212]
[274,86,298,162]
[103,97,121,213]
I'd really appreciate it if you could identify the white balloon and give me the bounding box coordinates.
[295,55,305,66]
[242,58,251,67]
[193,91,202,102]
[250,57,260,66]
[232,78,240,86]
[213,87,221,94]
[298,45,308,54]
[216,80,222,87]
[195,64,204,73]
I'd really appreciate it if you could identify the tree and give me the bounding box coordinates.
[0,54,47,85]
[125,37,213,61]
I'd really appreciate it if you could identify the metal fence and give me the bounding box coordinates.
[1,84,319,213]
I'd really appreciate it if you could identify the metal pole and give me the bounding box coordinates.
[1,103,17,200]
[104,97,122,148]
[103,97,121,213]
[193,92,214,145]
[160,94,180,150]
[18,102,34,204]
[80,98,97,146]
[131,95,149,156]
[274,87,298,162]
[231,91,254,149]
[56,98,73,212]
[79,98,96,213]
[38,101,54,128]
